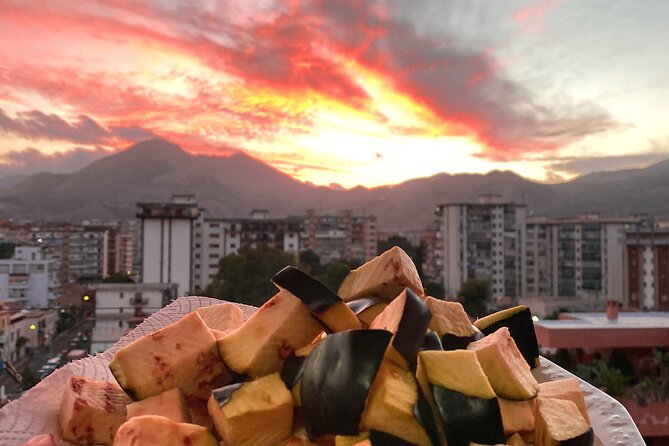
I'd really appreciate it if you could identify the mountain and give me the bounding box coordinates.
[1,137,669,229]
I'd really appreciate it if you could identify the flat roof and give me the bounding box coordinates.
[534,311,669,349]
[91,283,176,291]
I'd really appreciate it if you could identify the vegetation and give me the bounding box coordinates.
[576,360,631,396]
[102,271,135,283]
[629,349,669,405]
[206,248,298,307]
[457,278,490,318]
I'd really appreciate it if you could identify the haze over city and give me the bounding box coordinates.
[1,0,669,188]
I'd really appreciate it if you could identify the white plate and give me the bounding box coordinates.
[533,357,644,445]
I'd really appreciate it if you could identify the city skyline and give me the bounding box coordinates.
[1,1,669,188]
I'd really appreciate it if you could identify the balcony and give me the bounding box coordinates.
[131,298,148,306]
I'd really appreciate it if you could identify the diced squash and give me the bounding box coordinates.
[538,378,590,423]
[498,398,534,436]
[207,373,293,446]
[217,290,323,378]
[113,415,217,446]
[360,361,432,446]
[338,246,424,302]
[425,297,481,350]
[468,327,539,400]
[110,312,227,400]
[196,302,244,332]
[126,388,190,423]
[59,376,131,445]
[534,398,593,446]
[507,432,528,446]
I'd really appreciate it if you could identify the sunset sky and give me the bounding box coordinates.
[1,0,668,188]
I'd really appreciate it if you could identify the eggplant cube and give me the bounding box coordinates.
[207,373,293,446]
[58,376,131,445]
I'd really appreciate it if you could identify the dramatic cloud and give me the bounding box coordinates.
[0,108,155,145]
[0,146,115,177]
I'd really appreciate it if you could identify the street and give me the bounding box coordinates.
[0,320,93,400]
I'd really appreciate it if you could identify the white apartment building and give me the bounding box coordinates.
[90,282,177,352]
[0,247,58,307]
[2,308,58,363]
[138,194,200,296]
[525,215,641,304]
[436,195,527,300]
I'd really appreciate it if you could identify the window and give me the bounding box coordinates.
[210,233,220,238]
[119,292,124,298]
[209,244,220,248]
[119,308,123,314]
[209,253,218,258]
[209,264,218,269]
[230,243,236,249]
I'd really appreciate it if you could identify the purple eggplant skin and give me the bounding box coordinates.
[422,331,444,351]
[347,297,386,314]
[393,289,432,371]
[272,266,342,314]
[477,307,539,369]
[300,329,392,440]
[561,428,594,446]
[431,385,505,446]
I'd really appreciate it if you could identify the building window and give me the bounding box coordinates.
[119,308,123,313]
[209,254,218,258]
[210,244,220,248]
[210,233,220,238]
[210,223,220,228]
[230,243,236,249]
[209,264,218,269]
[195,243,201,248]
[119,292,124,298]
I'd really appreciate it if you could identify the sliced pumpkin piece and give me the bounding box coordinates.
[347,297,388,327]
[474,306,540,368]
[217,289,324,378]
[538,378,590,424]
[58,376,131,445]
[534,398,594,446]
[360,361,433,446]
[272,266,362,332]
[507,432,528,446]
[196,302,244,332]
[207,373,293,446]
[126,388,190,423]
[338,246,424,302]
[467,327,539,400]
[370,288,432,371]
[110,311,227,400]
[498,398,534,436]
[425,297,482,350]
[417,350,505,446]
[113,415,217,446]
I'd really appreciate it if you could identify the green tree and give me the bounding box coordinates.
[424,281,445,299]
[205,248,298,307]
[21,368,40,391]
[102,272,134,283]
[458,278,490,318]
[317,261,353,292]
[299,250,322,275]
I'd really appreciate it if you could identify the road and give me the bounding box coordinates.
[1,320,93,400]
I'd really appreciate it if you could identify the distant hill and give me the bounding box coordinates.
[1,137,668,229]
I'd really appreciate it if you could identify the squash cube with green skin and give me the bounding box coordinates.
[534,398,594,446]
[113,415,217,446]
[217,289,324,378]
[467,327,539,400]
[207,373,293,446]
[109,311,227,400]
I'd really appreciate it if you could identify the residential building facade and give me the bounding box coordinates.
[0,246,58,307]
[525,215,641,305]
[90,282,177,352]
[138,194,200,296]
[436,195,527,300]
[625,220,669,310]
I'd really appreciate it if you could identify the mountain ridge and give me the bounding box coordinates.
[2,138,669,229]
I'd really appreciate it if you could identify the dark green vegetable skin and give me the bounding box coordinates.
[414,386,441,446]
[431,385,505,446]
[280,353,307,389]
[300,330,392,439]
[393,289,432,371]
[272,266,341,313]
[440,333,479,351]
[369,430,417,445]
[561,428,594,446]
[478,307,540,368]
[211,382,244,408]
[421,331,443,351]
[347,297,386,314]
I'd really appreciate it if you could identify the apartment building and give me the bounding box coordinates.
[625,219,669,310]
[2,308,58,363]
[0,246,59,307]
[90,282,177,352]
[300,209,377,265]
[525,214,641,304]
[102,220,140,281]
[137,194,200,296]
[435,195,526,300]
[192,210,301,291]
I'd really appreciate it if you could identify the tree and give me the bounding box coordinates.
[299,250,322,275]
[458,278,490,318]
[317,261,353,292]
[424,281,445,299]
[205,248,298,307]
[102,272,134,283]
